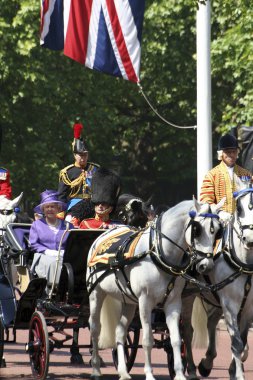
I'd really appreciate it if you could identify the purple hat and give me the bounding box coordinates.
[34,190,67,214]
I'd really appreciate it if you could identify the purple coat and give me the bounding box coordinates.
[29,218,70,253]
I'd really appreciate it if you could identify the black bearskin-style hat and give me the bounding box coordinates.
[218,134,238,150]
[91,167,121,206]
[72,118,88,153]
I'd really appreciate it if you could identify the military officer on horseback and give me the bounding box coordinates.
[57,118,99,222]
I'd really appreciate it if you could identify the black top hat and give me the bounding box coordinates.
[72,119,88,153]
[91,167,121,206]
[218,134,238,150]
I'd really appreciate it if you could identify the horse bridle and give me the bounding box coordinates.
[231,188,253,243]
[185,208,222,260]
[0,209,13,216]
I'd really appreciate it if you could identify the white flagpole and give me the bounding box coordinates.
[197,0,212,197]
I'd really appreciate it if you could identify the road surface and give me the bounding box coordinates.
[0,320,253,379]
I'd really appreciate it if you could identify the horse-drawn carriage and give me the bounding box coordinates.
[0,221,186,380]
[1,185,252,380]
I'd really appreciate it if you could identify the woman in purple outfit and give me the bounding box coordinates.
[30,190,71,294]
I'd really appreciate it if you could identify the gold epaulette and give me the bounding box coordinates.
[59,164,75,180]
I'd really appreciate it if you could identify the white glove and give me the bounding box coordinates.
[218,211,231,224]
[44,249,64,257]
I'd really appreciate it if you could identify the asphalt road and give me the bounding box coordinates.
[0,321,253,380]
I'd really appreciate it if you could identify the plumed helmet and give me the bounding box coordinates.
[72,118,88,153]
[91,167,121,206]
[218,134,238,150]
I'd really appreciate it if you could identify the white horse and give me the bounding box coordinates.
[0,193,23,230]
[86,198,223,380]
[187,181,253,380]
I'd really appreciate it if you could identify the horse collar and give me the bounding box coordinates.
[150,215,192,276]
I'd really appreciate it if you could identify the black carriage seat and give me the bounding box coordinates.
[58,229,105,304]
[3,223,34,294]
[4,223,33,266]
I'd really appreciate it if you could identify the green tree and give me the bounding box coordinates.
[0,0,252,213]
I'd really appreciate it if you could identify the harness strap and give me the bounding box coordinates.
[181,272,213,292]
[156,277,176,308]
[237,275,252,325]
[87,268,113,296]
[152,216,192,274]
[113,267,138,304]
[203,274,221,304]
[86,250,149,296]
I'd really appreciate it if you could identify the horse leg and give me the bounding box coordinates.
[181,294,199,380]
[223,311,245,380]
[89,289,105,379]
[165,299,186,380]
[116,304,136,380]
[70,327,84,364]
[240,327,249,363]
[138,295,156,380]
[198,303,222,377]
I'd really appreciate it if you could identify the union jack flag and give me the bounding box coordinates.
[40,0,145,82]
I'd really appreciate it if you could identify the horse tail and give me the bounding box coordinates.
[191,297,208,349]
[98,295,122,349]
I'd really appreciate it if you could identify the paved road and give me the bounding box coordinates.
[1,321,253,379]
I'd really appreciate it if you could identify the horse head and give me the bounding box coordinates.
[114,193,149,228]
[185,197,223,274]
[0,192,23,229]
[233,179,253,255]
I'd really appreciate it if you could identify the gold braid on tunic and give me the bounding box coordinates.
[59,165,88,198]
[200,161,252,213]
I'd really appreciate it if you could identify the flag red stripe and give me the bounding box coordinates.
[106,0,138,82]
[64,0,93,64]
[40,0,50,33]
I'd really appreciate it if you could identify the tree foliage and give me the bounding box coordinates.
[0,0,252,212]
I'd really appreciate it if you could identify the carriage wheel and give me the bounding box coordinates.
[0,317,5,368]
[112,325,140,372]
[28,311,49,380]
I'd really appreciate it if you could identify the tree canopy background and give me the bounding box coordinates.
[0,0,252,214]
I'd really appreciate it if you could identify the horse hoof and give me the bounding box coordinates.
[0,358,6,368]
[89,356,106,368]
[198,360,212,377]
[188,374,200,380]
[70,353,84,365]
[99,356,106,367]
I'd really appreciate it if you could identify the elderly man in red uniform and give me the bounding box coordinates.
[0,167,12,199]
[79,167,122,229]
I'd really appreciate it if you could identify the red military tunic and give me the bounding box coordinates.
[0,167,12,199]
[79,216,121,230]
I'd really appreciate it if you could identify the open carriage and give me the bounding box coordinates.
[0,222,185,380]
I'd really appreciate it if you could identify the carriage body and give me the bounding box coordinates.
[0,224,106,378]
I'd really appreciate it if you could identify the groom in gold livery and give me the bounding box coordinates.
[200,134,252,221]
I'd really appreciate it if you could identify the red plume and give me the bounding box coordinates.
[73,121,83,139]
